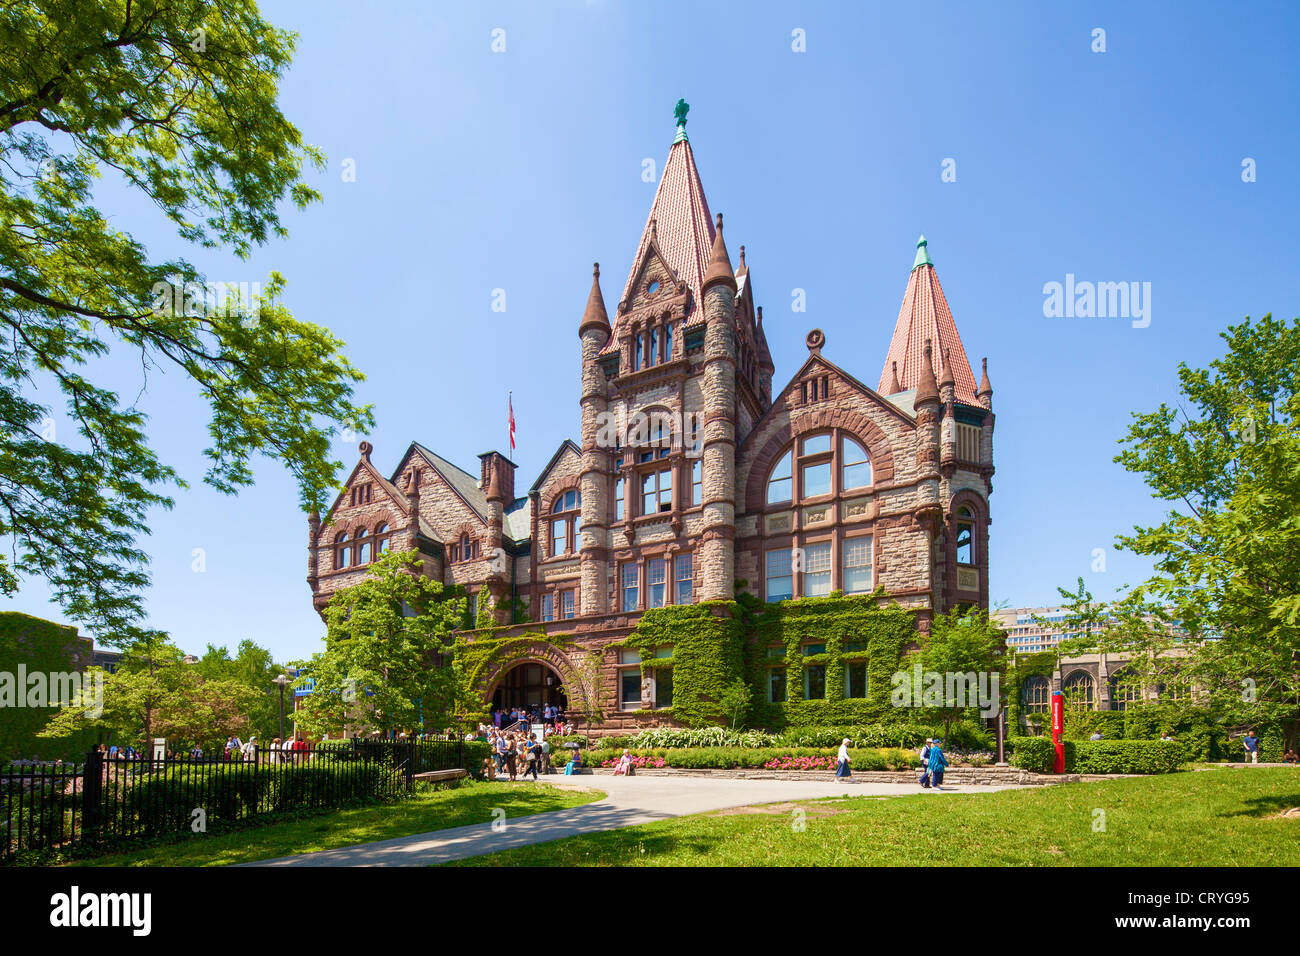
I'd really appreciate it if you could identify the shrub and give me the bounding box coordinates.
[577,746,918,771]
[1008,736,1055,773]
[628,726,779,749]
[1007,737,1186,774]
[1066,739,1186,774]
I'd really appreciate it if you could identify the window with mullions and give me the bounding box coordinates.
[843,536,873,594]
[614,475,625,521]
[356,527,371,564]
[541,593,554,622]
[802,542,832,597]
[647,558,667,608]
[1022,675,1050,714]
[550,490,580,556]
[640,468,672,515]
[374,523,391,555]
[767,451,792,504]
[674,553,693,604]
[766,431,873,505]
[691,459,702,506]
[622,563,639,612]
[335,532,351,569]
[768,668,787,703]
[804,665,826,700]
[561,589,576,620]
[766,548,793,602]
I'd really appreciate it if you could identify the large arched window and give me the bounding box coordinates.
[841,436,872,491]
[374,522,390,556]
[1062,671,1095,711]
[766,450,793,504]
[550,489,580,557]
[355,526,371,565]
[335,531,351,570]
[1022,675,1050,714]
[765,431,873,505]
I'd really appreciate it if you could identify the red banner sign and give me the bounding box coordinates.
[1051,691,1065,773]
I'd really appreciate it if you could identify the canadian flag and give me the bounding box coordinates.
[508,394,516,453]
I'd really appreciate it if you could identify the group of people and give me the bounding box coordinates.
[491,703,572,734]
[832,737,949,789]
[221,735,311,762]
[486,727,548,781]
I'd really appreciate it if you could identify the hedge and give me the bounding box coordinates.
[575,746,920,771]
[1008,737,1187,774]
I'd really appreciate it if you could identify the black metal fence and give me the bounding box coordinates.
[1,738,464,863]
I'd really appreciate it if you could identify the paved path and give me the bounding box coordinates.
[252,773,1025,867]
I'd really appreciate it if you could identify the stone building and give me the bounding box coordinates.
[307,105,997,731]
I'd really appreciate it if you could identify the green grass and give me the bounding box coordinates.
[69,780,605,867]
[446,768,1300,867]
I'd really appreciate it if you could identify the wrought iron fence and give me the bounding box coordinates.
[0,738,464,863]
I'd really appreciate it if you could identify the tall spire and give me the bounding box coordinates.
[880,235,979,402]
[977,356,993,408]
[617,101,714,309]
[578,261,610,337]
[702,212,736,292]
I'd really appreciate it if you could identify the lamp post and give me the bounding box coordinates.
[273,673,291,742]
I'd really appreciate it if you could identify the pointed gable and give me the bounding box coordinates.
[879,237,979,405]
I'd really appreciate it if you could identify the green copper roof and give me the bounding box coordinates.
[911,235,933,271]
[673,98,689,143]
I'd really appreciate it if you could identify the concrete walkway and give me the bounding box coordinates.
[252,773,1026,867]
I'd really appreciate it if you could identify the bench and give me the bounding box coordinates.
[411,768,469,784]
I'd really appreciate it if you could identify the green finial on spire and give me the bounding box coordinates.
[911,234,933,271]
[673,98,690,143]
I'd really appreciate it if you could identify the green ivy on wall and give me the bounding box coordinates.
[454,630,578,722]
[747,594,917,729]
[0,612,99,760]
[1004,652,1056,734]
[619,602,745,727]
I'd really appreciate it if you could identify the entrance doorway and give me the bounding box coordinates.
[491,661,567,714]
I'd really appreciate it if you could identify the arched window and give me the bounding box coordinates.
[355,526,371,565]
[1062,671,1095,711]
[550,489,580,556]
[766,450,793,504]
[335,532,351,570]
[956,506,975,565]
[374,522,390,556]
[841,436,872,491]
[1109,670,1140,711]
[1022,675,1050,714]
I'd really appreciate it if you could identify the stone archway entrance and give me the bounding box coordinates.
[491,661,568,713]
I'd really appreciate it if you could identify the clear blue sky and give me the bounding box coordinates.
[5,1,1298,662]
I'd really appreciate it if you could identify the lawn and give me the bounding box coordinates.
[69,780,605,867]
[446,768,1300,867]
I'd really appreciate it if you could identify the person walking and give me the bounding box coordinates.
[504,734,518,781]
[523,734,541,781]
[836,738,852,779]
[1243,729,1260,764]
[928,738,949,790]
[540,735,551,774]
[919,738,933,788]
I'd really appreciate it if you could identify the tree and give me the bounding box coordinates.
[193,639,285,741]
[39,638,257,749]
[719,677,752,731]
[1115,313,1300,749]
[560,649,606,740]
[913,606,1006,743]
[291,549,469,739]
[0,1,373,643]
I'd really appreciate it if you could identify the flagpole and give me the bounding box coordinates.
[508,390,513,461]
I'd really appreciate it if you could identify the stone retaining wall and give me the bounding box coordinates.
[570,766,1077,786]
